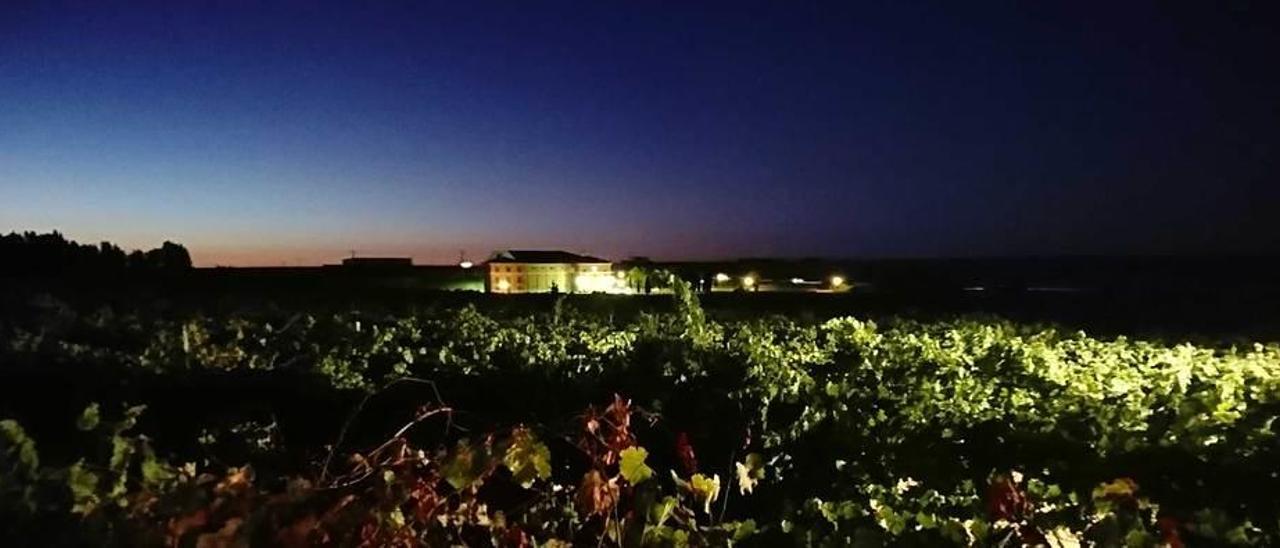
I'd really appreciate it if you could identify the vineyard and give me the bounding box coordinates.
[2,283,1279,546]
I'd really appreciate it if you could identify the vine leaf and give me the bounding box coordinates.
[76,403,100,431]
[1093,478,1138,501]
[503,427,551,489]
[576,470,619,516]
[735,453,764,495]
[443,440,489,491]
[675,433,698,475]
[1045,526,1082,548]
[619,446,653,485]
[690,473,721,514]
[1,419,40,471]
[67,460,100,515]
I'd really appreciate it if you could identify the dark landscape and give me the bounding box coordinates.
[4,1,1280,546]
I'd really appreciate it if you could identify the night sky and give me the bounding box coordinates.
[3,2,1278,266]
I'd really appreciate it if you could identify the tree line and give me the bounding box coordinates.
[0,231,191,276]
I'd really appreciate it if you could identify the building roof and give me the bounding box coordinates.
[488,250,609,264]
[341,257,413,267]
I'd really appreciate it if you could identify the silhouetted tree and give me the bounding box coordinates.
[0,231,193,277]
[99,242,127,270]
[144,241,192,271]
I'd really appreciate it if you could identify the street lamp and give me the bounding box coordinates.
[742,275,756,290]
[830,275,845,288]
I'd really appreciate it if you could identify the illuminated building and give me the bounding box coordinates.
[486,250,619,294]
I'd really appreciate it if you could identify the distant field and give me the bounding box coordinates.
[6,259,1280,341]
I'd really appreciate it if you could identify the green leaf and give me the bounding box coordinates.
[141,458,174,488]
[645,525,690,547]
[110,436,134,471]
[502,427,551,488]
[1,419,39,472]
[649,495,679,527]
[443,439,492,491]
[67,461,100,515]
[76,403,100,431]
[619,446,653,485]
[116,404,147,434]
[727,519,758,542]
[690,473,721,514]
[387,507,406,528]
[735,453,764,495]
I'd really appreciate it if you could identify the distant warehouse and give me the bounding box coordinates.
[340,257,413,269]
[486,250,621,294]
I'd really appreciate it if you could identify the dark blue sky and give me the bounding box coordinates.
[3,1,1277,265]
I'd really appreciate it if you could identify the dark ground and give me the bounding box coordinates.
[6,255,1280,342]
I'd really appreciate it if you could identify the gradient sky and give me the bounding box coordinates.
[2,1,1278,266]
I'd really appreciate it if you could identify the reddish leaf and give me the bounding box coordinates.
[167,508,209,544]
[576,470,619,517]
[675,433,698,476]
[985,472,1031,522]
[1158,516,1185,548]
[213,466,254,498]
[501,525,532,547]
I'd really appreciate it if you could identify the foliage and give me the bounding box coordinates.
[1,398,762,546]
[0,230,191,276]
[2,290,1279,545]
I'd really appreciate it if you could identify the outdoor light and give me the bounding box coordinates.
[496,279,510,291]
[715,273,731,282]
[459,261,473,269]
[615,270,626,279]
[790,277,804,284]
[575,274,615,293]
[742,275,756,289]
[830,275,845,288]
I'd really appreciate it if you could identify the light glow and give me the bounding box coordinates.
[460,261,473,269]
[575,273,618,293]
[742,275,756,288]
[496,278,510,291]
[715,273,731,282]
[830,275,845,288]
